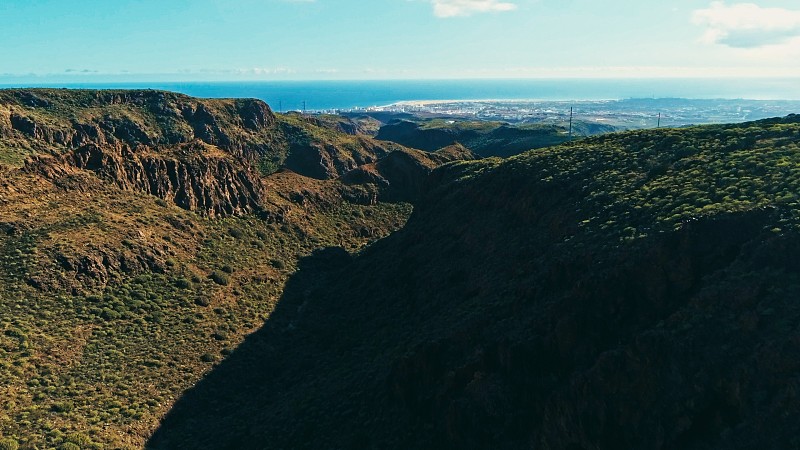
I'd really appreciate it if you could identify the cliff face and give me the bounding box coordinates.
[275,114,413,180]
[0,89,276,152]
[24,142,264,217]
[341,144,479,203]
[2,89,470,218]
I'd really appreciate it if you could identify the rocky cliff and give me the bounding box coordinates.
[26,142,265,217]
[0,89,423,184]
[341,144,478,203]
[1,89,470,219]
[0,89,275,155]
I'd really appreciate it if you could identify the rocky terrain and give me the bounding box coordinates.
[0,89,471,449]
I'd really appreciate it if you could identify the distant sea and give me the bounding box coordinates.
[2,78,800,111]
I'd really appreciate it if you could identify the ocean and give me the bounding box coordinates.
[2,78,800,111]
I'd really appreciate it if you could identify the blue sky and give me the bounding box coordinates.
[1,0,799,81]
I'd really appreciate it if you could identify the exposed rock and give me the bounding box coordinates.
[0,89,277,161]
[27,142,265,217]
[282,137,396,180]
[341,145,478,202]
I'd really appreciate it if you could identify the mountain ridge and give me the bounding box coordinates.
[150,113,800,449]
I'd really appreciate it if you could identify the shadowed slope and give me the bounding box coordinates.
[149,116,800,449]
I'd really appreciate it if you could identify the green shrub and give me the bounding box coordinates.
[0,438,19,450]
[65,432,92,446]
[100,308,121,321]
[52,400,75,413]
[212,330,228,341]
[209,271,230,286]
[174,278,191,289]
[221,265,234,274]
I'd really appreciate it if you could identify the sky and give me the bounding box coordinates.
[0,0,799,81]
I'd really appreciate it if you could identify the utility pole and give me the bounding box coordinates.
[568,107,573,140]
[302,101,306,114]
[657,112,661,128]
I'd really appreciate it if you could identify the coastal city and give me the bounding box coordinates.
[339,98,800,129]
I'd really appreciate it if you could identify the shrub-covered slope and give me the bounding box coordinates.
[0,89,471,449]
[151,115,800,449]
[376,118,617,157]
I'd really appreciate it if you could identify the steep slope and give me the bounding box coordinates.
[0,89,414,184]
[151,115,800,449]
[376,118,617,157]
[340,144,478,203]
[0,89,476,449]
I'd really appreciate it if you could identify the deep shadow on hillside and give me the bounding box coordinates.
[148,160,800,449]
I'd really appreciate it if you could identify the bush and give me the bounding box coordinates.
[60,443,81,450]
[228,228,244,239]
[270,259,286,270]
[52,400,74,413]
[0,438,19,450]
[100,308,121,321]
[174,278,191,289]
[65,433,92,446]
[221,265,234,274]
[200,353,216,363]
[209,271,230,286]
[212,330,228,341]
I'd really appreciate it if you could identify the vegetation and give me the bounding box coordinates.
[152,115,800,449]
[0,89,419,448]
[4,87,800,449]
[375,117,617,157]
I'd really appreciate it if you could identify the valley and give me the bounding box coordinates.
[0,88,799,449]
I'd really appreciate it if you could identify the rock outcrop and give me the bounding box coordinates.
[0,89,276,159]
[27,142,264,217]
[341,144,478,203]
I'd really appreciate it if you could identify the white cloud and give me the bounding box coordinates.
[692,2,800,48]
[430,0,517,18]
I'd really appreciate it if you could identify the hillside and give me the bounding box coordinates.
[0,89,408,183]
[150,115,800,449]
[0,89,475,449]
[375,118,617,157]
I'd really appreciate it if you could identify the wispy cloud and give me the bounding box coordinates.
[429,0,517,18]
[692,1,800,48]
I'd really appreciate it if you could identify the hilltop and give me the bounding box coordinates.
[372,117,615,158]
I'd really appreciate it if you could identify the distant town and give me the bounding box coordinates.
[324,98,800,129]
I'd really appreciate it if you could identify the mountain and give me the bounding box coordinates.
[375,118,617,157]
[3,88,800,449]
[0,89,474,449]
[149,115,800,449]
